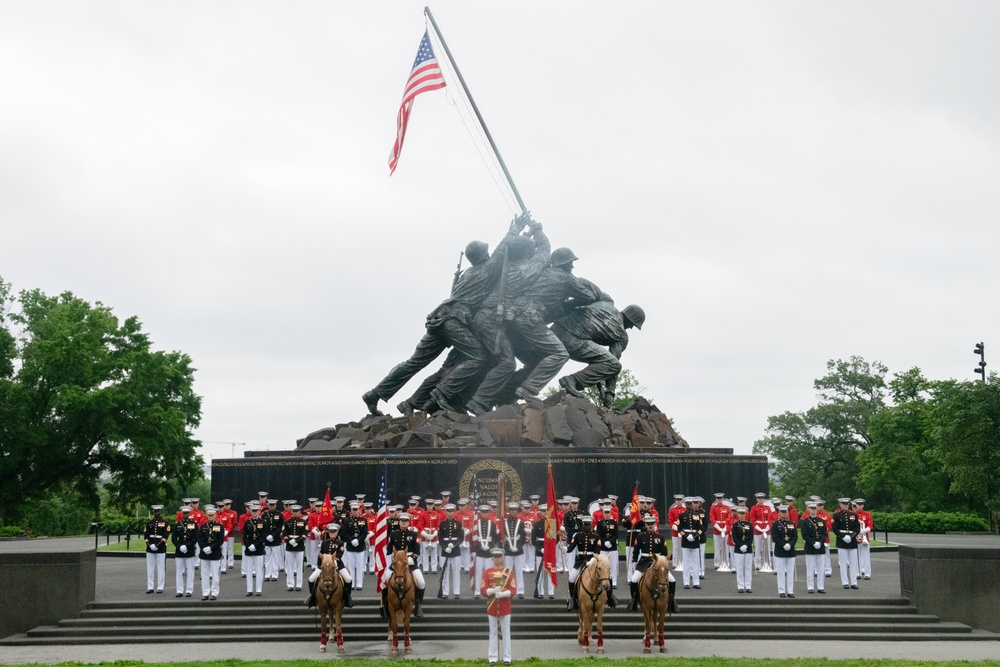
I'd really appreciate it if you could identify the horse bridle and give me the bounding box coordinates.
[390,564,412,601]
[319,568,341,603]
[579,559,612,604]
[643,564,669,601]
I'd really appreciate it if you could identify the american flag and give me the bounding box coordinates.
[374,471,389,593]
[388,30,446,175]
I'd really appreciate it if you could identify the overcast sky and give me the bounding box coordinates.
[3,1,998,463]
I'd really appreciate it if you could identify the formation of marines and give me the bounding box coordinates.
[143,489,875,604]
[360,212,646,417]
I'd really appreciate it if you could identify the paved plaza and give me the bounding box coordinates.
[1,533,997,663]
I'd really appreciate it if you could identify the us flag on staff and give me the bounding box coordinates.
[388,30,446,175]
[469,474,480,587]
[374,471,389,593]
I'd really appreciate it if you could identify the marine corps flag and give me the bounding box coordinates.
[543,462,558,587]
[629,481,641,526]
[321,485,334,521]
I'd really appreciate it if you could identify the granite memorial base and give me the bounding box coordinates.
[0,548,96,640]
[899,545,1000,634]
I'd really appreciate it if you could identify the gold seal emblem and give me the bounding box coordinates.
[458,459,522,504]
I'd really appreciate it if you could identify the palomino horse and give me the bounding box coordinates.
[386,548,415,656]
[575,554,612,654]
[638,554,671,653]
[315,553,345,653]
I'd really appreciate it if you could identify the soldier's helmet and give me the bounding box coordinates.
[550,247,579,267]
[507,235,536,261]
[621,304,646,330]
[465,240,489,265]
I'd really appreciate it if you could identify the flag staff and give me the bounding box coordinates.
[424,6,526,214]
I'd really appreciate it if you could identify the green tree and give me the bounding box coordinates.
[927,378,1000,530]
[857,368,957,512]
[583,368,647,411]
[0,276,203,524]
[753,357,888,502]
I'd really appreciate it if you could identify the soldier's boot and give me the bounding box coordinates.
[362,390,383,416]
[380,589,388,619]
[668,580,679,615]
[414,587,425,618]
[626,582,639,612]
[429,388,458,413]
[558,376,585,398]
[343,581,354,608]
[396,399,417,416]
[607,589,620,608]
[466,399,489,417]
[566,580,578,612]
[304,580,316,608]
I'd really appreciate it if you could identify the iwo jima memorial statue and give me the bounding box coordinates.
[211,9,767,504]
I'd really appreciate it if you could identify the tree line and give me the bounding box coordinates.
[0,275,204,533]
[753,356,1000,531]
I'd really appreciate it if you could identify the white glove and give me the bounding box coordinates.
[860,527,872,534]
[496,590,511,599]
[843,535,852,544]
[605,541,612,548]
[407,556,414,566]
[266,535,274,543]
[312,528,322,537]
[351,539,359,547]
[464,528,471,536]
[289,539,298,548]
[486,587,498,596]
[739,545,748,553]
[180,545,188,554]
[203,546,212,555]
[813,542,821,550]
[149,544,158,552]
[686,535,695,542]
[783,543,791,552]
[248,544,256,553]
[446,545,453,553]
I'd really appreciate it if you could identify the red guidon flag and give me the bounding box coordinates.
[321,486,334,522]
[629,481,641,526]
[388,30,446,175]
[543,462,558,587]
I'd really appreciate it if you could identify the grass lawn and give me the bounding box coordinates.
[19,659,1000,667]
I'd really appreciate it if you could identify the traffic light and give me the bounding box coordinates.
[973,342,986,380]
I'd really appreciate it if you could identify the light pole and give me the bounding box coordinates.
[973,342,986,382]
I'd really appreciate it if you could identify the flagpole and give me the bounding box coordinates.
[424,6,527,214]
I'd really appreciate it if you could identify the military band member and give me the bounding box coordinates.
[242,502,267,596]
[473,504,500,599]
[731,506,754,593]
[187,498,206,570]
[666,494,685,571]
[771,505,797,598]
[341,501,369,591]
[237,501,253,577]
[596,500,619,589]
[261,499,282,581]
[816,499,833,576]
[555,498,569,572]
[677,497,704,589]
[307,523,354,607]
[197,505,224,600]
[382,513,425,616]
[833,497,862,589]
[627,515,673,611]
[522,495,542,572]
[217,499,236,573]
[693,496,709,578]
[365,501,377,573]
[172,506,198,597]
[458,498,474,573]
[144,504,170,594]
[800,501,827,593]
[482,547,516,666]
[283,504,309,591]
[708,493,729,572]
[747,492,770,571]
[532,503,556,599]
[854,498,874,579]
[500,502,527,598]
[438,503,464,598]
[306,499,328,570]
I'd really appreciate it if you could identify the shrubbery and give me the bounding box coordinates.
[872,511,990,534]
[0,525,26,537]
